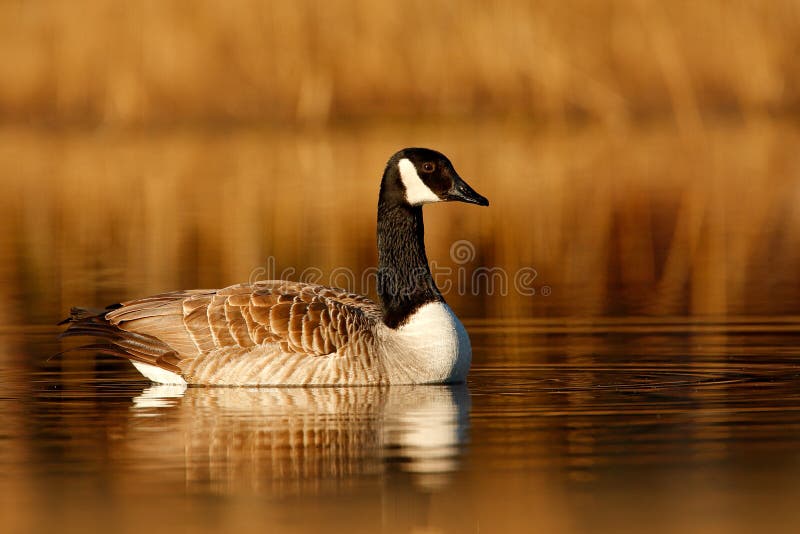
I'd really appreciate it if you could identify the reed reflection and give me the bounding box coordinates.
[123,384,470,494]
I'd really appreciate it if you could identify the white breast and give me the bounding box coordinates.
[379,301,472,384]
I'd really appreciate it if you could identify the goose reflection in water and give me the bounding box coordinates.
[126,384,470,494]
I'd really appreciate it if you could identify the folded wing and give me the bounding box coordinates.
[63,281,383,380]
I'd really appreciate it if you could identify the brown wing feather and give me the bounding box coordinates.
[105,290,215,356]
[60,312,185,373]
[233,281,381,356]
[64,281,382,375]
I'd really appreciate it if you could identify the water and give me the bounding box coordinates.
[3,322,800,533]
[2,121,800,532]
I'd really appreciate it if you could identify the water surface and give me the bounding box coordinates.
[3,320,800,534]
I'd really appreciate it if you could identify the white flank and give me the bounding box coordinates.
[380,301,472,384]
[131,361,188,385]
[398,158,440,205]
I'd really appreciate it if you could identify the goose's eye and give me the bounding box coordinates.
[422,162,435,173]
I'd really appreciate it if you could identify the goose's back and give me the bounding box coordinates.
[102,280,386,385]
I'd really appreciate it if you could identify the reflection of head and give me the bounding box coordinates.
[127,384,470,495]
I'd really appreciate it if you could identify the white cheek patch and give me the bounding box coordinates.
[398,158,441,206]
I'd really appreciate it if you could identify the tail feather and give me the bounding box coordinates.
[60,307,185,374]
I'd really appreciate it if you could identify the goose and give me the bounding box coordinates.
[61,148,489,386]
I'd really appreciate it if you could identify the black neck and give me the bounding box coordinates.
[377,198,443,329]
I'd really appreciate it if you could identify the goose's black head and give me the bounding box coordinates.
[381,148,489,208]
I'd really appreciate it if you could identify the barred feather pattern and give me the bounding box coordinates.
[64,281,388,386]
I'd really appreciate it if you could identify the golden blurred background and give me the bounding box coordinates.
[3,6,800,533]
[1,0,799,325]
[2,0,799,125]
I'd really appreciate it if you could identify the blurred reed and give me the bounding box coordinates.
[0,0,798,126]
[1,119,799,325]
